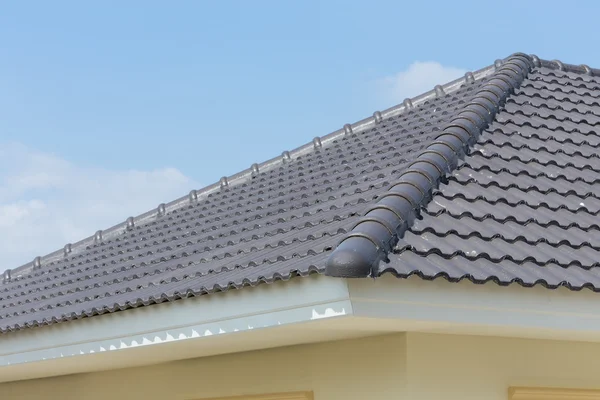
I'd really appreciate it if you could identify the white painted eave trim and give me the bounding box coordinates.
[348,275,600,342]
[0,275,351,379]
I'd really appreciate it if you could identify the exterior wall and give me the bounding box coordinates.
[406,333,600,400]
[0,334,407,400]
[3,332,600,399]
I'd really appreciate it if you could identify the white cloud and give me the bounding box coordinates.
[377,61,467,103]
[0,143,198,272]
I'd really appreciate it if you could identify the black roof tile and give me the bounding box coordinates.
[3,52,600,333]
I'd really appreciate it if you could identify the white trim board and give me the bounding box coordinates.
[348,275,600,342]
[0,275,353,382]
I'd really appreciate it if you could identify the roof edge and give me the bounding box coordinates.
[535,56,600,76]
[3,57,499,284]
[0,275,351,382]
[324,52,534,278]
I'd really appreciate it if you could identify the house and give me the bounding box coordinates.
[2,52,600,399]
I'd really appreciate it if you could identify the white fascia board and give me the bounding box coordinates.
[348,275,600,341]
[0,275,352,369]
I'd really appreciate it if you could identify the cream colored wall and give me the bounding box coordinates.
[0,333,407,400]
[406,333,600,400]
[4,332,600,400]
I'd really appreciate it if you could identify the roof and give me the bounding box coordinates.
[382,64,600,289]
[1,52,599,333]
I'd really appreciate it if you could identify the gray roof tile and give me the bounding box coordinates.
[3,52,600,333]
[379,61,600,290]
[0,56,488,332]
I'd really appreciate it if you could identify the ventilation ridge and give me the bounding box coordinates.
[324,52,534,278]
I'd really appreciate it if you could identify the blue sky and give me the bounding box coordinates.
[1,0,599,269]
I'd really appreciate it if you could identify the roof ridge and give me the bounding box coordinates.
[324,52,535,278]
[533,56,600,76]
[3,56,500,285]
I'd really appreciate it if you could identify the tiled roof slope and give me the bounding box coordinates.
[0,54,493,332]
[1,53,598,333]
[380,60,600,290]
[327,55,600,291]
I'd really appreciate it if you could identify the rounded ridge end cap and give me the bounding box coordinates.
[325,247,373,278]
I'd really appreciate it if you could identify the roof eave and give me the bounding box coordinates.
[6,274,600,383]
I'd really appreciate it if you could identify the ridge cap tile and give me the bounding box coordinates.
[325,53,534,278]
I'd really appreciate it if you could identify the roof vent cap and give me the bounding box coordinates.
[2,269,10,284]
[581,64,592,75]
[434,85,445,97]
[373,111,383,124]
[312,137,322,150]
[552,60,565,71]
